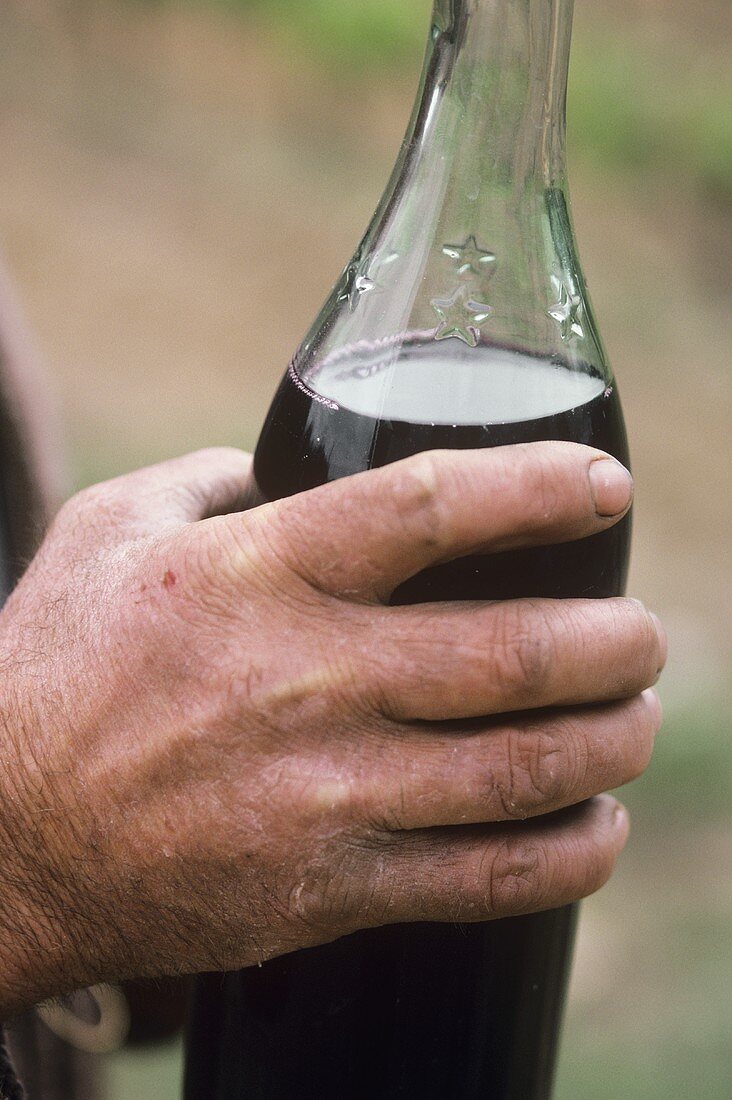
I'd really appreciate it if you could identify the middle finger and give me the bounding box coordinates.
[365,597,665,721]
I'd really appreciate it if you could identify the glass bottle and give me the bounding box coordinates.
[185,1,630,1097]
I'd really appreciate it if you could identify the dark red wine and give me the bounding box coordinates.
[185,345,630,1100]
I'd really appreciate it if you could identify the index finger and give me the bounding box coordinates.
[242,442,633,602]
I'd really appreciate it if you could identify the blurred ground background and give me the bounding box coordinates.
[0,0,730,1096]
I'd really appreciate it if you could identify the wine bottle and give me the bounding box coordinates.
[185,1,630,1097]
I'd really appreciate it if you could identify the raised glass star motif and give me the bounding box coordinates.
[548,279,584,341]
[431,285,492,347]
[442,235,497,278]
[339,249,399,312]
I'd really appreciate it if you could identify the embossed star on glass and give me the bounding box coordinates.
[194,2,632,1099]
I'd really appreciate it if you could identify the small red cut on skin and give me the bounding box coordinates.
[162,570,177,590]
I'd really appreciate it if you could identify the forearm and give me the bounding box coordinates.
[0,836,61,1020]
[0,704,84,1021]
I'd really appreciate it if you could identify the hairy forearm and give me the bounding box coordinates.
[0,694,86,1019]
[0,807,61,1017]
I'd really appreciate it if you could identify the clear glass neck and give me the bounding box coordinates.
[293,0,611,423]
[423,0,573,192]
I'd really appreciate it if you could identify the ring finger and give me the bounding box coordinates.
[356,691,660,831]
[359,795,629,926]
[366,597,665,721]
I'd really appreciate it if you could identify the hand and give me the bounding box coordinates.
[0,444,665,1015]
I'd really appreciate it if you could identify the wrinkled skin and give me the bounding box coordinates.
[0,443,665,1016]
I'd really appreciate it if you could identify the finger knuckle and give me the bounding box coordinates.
[57,482,127,532]
[498,723,576,818]
[485,839,549,916]
[364,778,414,833]
[64,480,154,555]
[391,452,448,551]
[286,847,366,933]
[524,450,564,525]
[299,769,359,825]
[285,870,334,931]
[490,603,553,700]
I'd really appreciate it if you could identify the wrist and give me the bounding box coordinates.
[0,699,90,1016]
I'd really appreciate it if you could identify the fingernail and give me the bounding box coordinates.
[642,687,663,728]
[589,458,634,517]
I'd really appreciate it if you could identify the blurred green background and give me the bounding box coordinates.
[1,0,730,1096]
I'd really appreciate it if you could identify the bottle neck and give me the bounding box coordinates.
[424,0,573,191]
[315,0,607,376]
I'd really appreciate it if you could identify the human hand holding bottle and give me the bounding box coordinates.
[0,444,664,1018]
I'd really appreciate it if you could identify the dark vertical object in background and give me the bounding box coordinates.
[187,1,631,1096]
[0,259,99,1098]
[0,259,64,580]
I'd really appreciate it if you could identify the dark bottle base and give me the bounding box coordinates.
[187,907,577,1100]
[184,357,630,1099]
